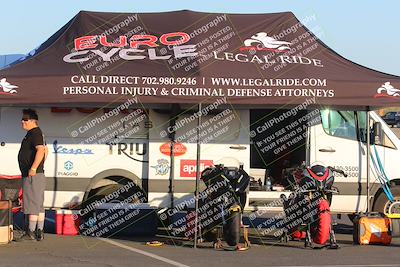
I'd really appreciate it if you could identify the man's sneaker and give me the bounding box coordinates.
[16,230,36,242]
[36,229,44,241]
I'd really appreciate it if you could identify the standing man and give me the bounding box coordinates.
[17,109,48,241]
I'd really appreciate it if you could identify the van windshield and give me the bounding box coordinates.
[321,110,396,149]
[321,110,357,140]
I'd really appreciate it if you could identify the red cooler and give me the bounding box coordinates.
[56,209,80,235]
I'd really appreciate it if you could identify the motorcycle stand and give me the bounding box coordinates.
[304,226,314,249]
[242,225,251,249]
[213,238,224,249]
[212,225,250,251]
[213,239,250,251]
[304,226,340,249]
[327,228,340,249]
[280,231,290,243]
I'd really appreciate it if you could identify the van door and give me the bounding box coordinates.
[367,112,400,211]
[310,110,367,213]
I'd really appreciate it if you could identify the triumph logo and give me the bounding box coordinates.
[240,32,291,52]
[63,32,198,63]
[0,78,18,95]
[374,82,400,98]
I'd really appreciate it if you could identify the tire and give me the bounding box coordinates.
[373,186,400,214]
[312,199,331,245]
[81,180,144,233]
[373,186,400,236]
[223,211,240,246]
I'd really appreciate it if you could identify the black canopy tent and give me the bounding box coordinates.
[0,10,399,107]
[1,10,400,247]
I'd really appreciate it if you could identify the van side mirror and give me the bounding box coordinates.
[372,122,383,145]
[359,122,383,144]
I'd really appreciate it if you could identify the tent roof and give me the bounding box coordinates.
[1,10,400,108]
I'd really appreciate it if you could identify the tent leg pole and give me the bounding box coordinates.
[194,103,202,248]
[169,140,175,210]
[366,108,371,213]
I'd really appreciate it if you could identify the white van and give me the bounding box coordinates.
[249,108,399,214]
[0,106,398,215]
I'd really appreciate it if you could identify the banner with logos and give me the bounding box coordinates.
[0,11,399,107]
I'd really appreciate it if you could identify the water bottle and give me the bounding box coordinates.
[264,169,272,191]
[265,176,272,191]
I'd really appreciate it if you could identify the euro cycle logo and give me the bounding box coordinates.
[240,32,291,52]
[0,78,18,95]
[63,32,198,63]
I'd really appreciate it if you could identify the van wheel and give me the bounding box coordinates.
[81,178,144,227]
[373,186,400,214]
[87,184,143,203]
[85,176,145,205]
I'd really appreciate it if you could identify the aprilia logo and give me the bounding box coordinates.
[180,160,213,177]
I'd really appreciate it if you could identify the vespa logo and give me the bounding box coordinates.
[240,32,291,52]
[53,140,94,155]
[0,78,18,95]
[374,82,400,98]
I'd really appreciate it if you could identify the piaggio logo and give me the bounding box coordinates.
[0,78,18,95]
[240,32,291,52]
[64,161,74,171]
[374,82,400,98]
[57,160,78,177]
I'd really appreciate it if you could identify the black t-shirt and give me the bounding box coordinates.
[18,127,45,177]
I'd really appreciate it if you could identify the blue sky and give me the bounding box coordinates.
[1,0,399,75]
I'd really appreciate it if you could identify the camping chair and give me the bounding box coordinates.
[0,175,23,234]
